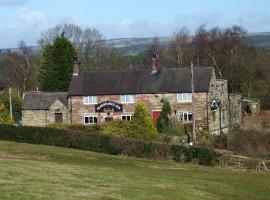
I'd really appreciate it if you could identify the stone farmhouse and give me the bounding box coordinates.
[22,55,242,134]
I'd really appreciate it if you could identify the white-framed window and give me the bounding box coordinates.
[83,96,97,104]
[120,95,134,103]
[178,111,193,122]
[121,113,132,121]
[84,114,98,125]
[177,93,192,103]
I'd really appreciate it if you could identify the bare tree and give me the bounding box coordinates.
[0,41,38,94]
[39,24,105,70]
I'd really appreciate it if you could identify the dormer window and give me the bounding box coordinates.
[177,93,192,103]
[120,95,134,103]
[83,96,97,104]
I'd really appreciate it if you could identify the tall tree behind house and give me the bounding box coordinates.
[37,33,77,92]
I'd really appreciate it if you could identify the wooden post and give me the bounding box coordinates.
[9,88,13,121]
[191,61,196,144]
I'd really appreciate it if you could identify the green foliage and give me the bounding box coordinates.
[170,145,217,165]
[0,124,218,165]
[157,100,172,133]
[131,102,157,139]
[0,92,22,123]
[46,123,70,130]
[0,103,13,124]
[38,34,77,91]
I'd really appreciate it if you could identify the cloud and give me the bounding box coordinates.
[15,8,50,27]
[0,0,28,6]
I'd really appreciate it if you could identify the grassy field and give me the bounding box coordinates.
[0,141,269,200]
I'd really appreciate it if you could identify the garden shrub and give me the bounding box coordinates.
[0,124,218,165]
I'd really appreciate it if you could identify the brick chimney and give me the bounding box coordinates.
[73,57,80,76]
[151,53,158,75]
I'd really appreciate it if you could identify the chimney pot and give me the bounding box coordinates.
[73,57,80,76]
[151,53,158,74]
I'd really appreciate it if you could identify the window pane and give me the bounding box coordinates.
[122,115,126,120]
[94,117,97,123]
[120,95,125,102]
[184,113,188,121]
[93,96,97,103]
[89,117,93,123]
[129,95,134,102]
[83,96,88,104]
[127,116,131,121]
[84,117,89,124]
[188,113,193,121]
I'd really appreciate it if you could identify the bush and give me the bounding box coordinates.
[157,100,172,133]
[0,103,13,124]
[46,123,70,130]
[0,124,218,165]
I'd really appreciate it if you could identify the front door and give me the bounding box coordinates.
[54,112,63,123]
[152,111,161,124]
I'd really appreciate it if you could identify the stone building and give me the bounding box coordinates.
[67,57,241,134]
[22,55,242,134]
[22,92,69,126]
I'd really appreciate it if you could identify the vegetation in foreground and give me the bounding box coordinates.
[0,140,269,200]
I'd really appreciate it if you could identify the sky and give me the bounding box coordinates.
[0,0,270,48]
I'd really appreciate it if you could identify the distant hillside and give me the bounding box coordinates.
[1,32,270,55]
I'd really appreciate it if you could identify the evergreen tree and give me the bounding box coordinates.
[131,102,157,140]
[37,33,76,91]
[157,100,172,133]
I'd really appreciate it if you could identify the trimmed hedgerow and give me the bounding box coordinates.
[0,125,218,165]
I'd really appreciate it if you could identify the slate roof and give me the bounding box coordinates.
[22,92,68,110]
[68,67,214,96]
[0,80,6,90]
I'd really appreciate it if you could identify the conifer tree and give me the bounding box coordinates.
[131,102,157,140]
[157,100,172,133]
[37,33,76,91]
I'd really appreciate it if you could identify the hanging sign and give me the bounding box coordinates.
[95,101,123,112]
[211,99,219,111]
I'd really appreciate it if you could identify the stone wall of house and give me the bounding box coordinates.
[22,110,48,127]
[207,76,230,134]
[229,93,242,126]
[22,100,69,127]
[69,92,208,125]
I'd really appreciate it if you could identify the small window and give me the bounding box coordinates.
[121,114,132,121]
[84,114,98,125]
[178,111,193,122]
[177,93,192,103]
[83,96,97,104]
[120,95,134,103]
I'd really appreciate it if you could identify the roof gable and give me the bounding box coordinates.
[68,67,214,96]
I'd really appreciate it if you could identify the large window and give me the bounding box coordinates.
[177,93,192,103]
[84,114,98,125]
[121,114,132,121]
[179,111,193,122]
[83,96,97,104]
[120,95,134,103]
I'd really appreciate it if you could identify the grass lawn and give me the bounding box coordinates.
[0,140,269,200]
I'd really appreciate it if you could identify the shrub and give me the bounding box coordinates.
[131,102,157,140]
[46,123,70,130]
[0,124,218,165]
[157,100,172,133]
[0,103,13,124]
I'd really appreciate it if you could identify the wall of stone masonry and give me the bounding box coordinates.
[69,92,208,125]
[22,100,69,127]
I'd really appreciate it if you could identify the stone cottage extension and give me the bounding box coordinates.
[22,92,69,126]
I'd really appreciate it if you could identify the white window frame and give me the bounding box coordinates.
[178,111,193,123]
[121,113,132,121]
[177,93,192,103]
[83,96,97,105]
[84,114,98,125]
[120,95,135,104]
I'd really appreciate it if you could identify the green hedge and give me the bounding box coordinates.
[0,125,218,165]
